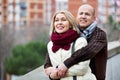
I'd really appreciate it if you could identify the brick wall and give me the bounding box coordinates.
[68,0,98,17]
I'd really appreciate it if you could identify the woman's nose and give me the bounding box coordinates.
[58,20,62,24]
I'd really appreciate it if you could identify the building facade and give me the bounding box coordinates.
[43,0,68,25]
[98,0,120,23]
[0,0,2,27]
[2,0,8,24]
[27,0,43,25]
[0,0,120,25]
[68,0,98,17]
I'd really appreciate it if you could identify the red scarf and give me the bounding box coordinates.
[51,29,79,52]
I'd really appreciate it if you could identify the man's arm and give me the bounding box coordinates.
[64,28,107,68]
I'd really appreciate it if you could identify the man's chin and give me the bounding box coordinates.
[80,25,87,27]
[79,26,87,30]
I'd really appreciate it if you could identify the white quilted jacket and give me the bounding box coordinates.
[47,37,96,80]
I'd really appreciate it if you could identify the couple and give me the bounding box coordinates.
[44,4,107,80]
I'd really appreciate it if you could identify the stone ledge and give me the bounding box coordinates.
[16,41,120,80]
[108,41,120,58]
[16,66,49,80]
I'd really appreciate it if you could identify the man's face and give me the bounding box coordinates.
[76,5,95,30]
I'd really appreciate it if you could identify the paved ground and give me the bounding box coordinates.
[106,53,120,80]
[16,66,49,80]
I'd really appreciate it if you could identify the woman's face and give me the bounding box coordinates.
[54,13,70,34]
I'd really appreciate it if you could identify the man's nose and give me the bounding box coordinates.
[81,14,86,18]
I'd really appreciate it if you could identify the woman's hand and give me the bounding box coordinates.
[45,67,55,76]
[44,64,68,79]
[45,67,60,79]
[49,69,60,79]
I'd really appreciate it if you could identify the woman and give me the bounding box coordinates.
[44,10,96,80]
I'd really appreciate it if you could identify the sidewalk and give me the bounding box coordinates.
[108,41,120,58]
[106,53,120,80]
[16,66,49,80]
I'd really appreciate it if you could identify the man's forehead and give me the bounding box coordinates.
[79,4,93,10]
[78,7,92,12]
[78,4,94,14]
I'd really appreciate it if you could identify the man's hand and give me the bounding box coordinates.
[57,63,68,77]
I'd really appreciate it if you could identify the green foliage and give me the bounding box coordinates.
[108,15,114,25]
[108,15,119,30]
[25,41,47,57]
[5,41,47,75]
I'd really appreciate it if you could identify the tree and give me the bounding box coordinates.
[5,41,47,75]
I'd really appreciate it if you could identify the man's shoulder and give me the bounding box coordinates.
[95,27,106,34]
[89,27,107,40]
[92,27,107,40]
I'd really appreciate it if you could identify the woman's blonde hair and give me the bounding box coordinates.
[49,10,79,35]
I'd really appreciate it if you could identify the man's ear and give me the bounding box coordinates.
[93,16,96,21]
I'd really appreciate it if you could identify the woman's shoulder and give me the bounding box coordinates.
[76,37,87,43]
[47,41,53,48]
[74,37,87,50]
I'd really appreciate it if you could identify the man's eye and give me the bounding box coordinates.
[85,13,90,16]
[55,19,58,21]
[79,12,83,15]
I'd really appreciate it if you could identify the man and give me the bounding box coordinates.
[56,4,108,80]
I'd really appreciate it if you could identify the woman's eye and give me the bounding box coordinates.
[62,19,67,21]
